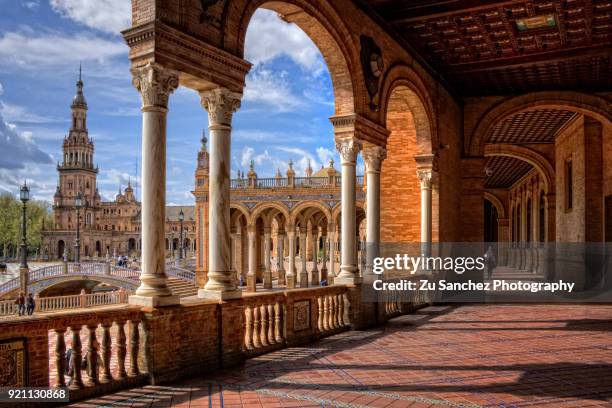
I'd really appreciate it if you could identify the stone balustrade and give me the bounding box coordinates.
[0,283,427,404]
[0,290,131,316]
[229,175,364,190]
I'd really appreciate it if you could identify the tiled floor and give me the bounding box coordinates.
[68,304,612,407]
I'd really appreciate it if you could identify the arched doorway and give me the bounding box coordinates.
[128,238,136,253]
[57,240,65,259]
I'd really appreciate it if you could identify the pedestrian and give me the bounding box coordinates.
[15,292,25,316]
[82,339,104,381]
[26,293,35,315]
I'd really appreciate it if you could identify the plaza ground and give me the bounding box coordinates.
[68,304,612,407]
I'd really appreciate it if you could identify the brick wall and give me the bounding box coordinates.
[381,94,420,242]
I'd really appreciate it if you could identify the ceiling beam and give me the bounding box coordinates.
[379,0,522,23]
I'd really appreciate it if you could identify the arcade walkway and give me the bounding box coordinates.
[69,304,612,408]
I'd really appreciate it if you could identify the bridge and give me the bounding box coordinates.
[0,262,197,314]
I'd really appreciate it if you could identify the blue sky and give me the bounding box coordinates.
[0,0,355,205]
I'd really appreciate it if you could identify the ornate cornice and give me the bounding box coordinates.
[330,113,389,146]
[123,20,251,92]
[131,63,179,109]
[200,88,242,127]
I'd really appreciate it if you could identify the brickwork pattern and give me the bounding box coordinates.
[70,304,612,407]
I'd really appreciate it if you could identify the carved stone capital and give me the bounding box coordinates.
[363,146,387,172]
[417,169,434,189]
[131,63,179,109]
[335,138,362,164]
[200,88,242,127]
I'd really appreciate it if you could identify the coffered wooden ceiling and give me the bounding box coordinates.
[361,0,612,95]
[487,109,577,143]
[485,155,533,188]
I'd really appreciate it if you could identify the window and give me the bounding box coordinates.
[565,158,573,210]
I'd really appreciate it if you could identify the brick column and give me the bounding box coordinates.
[129,63,179,307]
[199,88,242,300]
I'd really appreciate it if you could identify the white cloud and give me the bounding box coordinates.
[22,1,40,10]
[316,147,336,166]
[50,0,131,35]
[0,117,54,171]
[239,146,254,168]
[0,102,62,124]
[244,68,304,112]
[0,31,126,68]
[0,82,3,95]
[245,9,325,75]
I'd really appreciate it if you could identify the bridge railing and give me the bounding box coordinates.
[166,264,196,282]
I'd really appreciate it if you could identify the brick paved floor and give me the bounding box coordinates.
[68,304,612,407]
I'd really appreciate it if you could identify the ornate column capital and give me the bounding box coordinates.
[363,145,387,173]
[200,88,242,128]
[335,137,362,164]
[131,63,179,110]
[417,169,434,189]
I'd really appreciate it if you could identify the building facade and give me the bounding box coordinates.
[41,75,196,260]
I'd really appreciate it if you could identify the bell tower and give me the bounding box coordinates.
[54,66,99,230]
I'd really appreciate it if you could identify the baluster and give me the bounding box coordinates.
[244,306,254,350]
[325,295,336,330]
[86,324,100,385]
[322,296,330,331]
[317,297,324,331]
[116,320,127,379]
[128,320,140,376]
[54,329,66,388]
[332,294,339,329]
[252,306,261,348]
[341,293,348,326]
[274,302,282,343]
[259,305,268,347]
[69,325,83,389]
[100,323,112,383]
[267,304,275,345]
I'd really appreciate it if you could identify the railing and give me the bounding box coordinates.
[316,290,348,335]
[110,265,140,279]
[229,175,364,189]
[0,289,132,316]
[243,296,285,353]
[166,265,196,282]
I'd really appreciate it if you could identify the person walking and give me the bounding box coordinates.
[15,292,25,316]
[26,293,35,315]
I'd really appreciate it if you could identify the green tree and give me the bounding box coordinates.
[0,193,52,260]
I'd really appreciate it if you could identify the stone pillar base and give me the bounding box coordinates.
[278,269,286,286]
[320,268,328,283]
[310,270,320,286]
[263,271,272,289]
[286,275,295,289]
[197,288,242,300]
[246,274,256,292]
[334,275,362,285]
[129,294,180,308]
[327,274,334,285]
[299,272,309,288]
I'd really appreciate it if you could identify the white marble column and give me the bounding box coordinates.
[299,228,308,287]
[417,168,434,259]
[363,146,386,279]
[310,228,319,285]
[328,226,336,284]
[263,229,272,289]
[199,88,242,300]
[247,225,257,292]
[129,63,179,307]
[277,232,286,285]
[286,226,296,288]
[320,232,328,283]
[335,137,362,284]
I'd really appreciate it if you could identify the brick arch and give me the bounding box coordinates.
[248,202,291,226]
[331,200,365,226]
[484,144,555,194]
[469,91,612,156]
[484,192,506,219]
[378,63,437,154]
[290,201,332,226]
[230,0,362,115]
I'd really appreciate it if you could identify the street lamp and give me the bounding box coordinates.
[178,208,184,260]
[19,181,29,269]
[74,192,83,263]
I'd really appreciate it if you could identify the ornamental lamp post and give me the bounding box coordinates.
[178,209,184,260]
[74,192,83,263]
[19,181,29,294]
